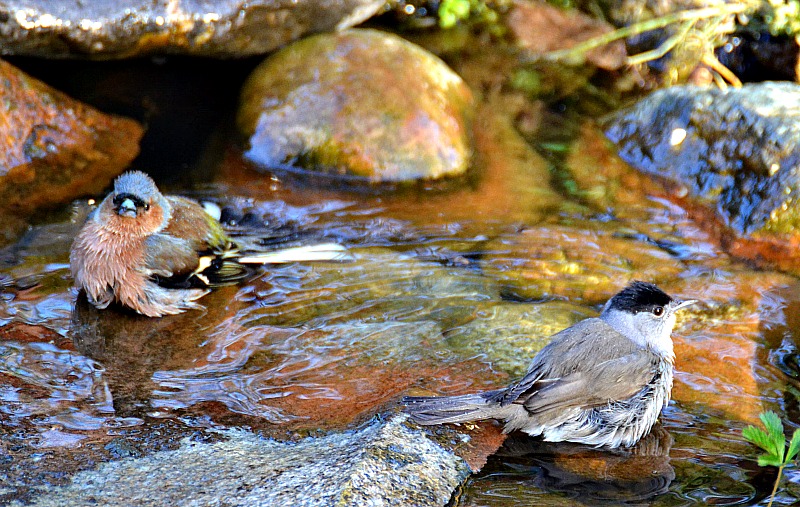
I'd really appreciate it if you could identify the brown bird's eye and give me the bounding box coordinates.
[143,203,150,211]
[652,306,664,316]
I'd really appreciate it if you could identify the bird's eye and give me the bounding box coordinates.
[143,203,150,211]
[652,306,664,316]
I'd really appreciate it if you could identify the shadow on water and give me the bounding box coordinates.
[460,425,676,506]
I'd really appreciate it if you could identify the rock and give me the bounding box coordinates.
[240,247,500,329]
[221,95,564,235]
[663,269,797,425]
[15,417,471,507]
[481,225,685,303]
[237,29,474,183]
[0,0,385,58]
[604,82,800,273]
[0,59,143,216]
[444,301,594,377]
[672,324,763,426]
[507,0,626,70]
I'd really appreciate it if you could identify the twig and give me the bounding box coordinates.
[535,3,754,64]
[626,19,697,65]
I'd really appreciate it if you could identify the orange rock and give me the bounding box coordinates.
[672,323,763,426]
[0,59,143,215]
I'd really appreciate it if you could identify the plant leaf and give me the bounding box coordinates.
[758,455,785,468]
[786,428,800,463]
[743,425,778,456]
[760,411,787,461]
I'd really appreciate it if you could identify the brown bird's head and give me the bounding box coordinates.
[97,171,172,237]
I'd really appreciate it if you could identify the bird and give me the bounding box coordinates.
[70,171,350,317]
[403,281,697,448]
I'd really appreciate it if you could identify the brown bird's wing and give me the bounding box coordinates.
[491,318,646,406]
[165,196,228,250]
[143,233,200,278]
[519,352,659,418]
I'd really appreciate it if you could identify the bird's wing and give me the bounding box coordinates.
[491,318,642,406]
[165,196,229,250]
[520,352,659,416]
[142,234,199,278]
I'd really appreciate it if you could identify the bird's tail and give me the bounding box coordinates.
[403,391,509,426]
[236,243,353,264]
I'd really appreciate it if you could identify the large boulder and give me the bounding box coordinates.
[0,0,385,58]
[15,418,471,507]
[605,82,800,273]
[237,29,475,183]
[0,59,142,217]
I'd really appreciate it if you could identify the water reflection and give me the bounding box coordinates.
[464,426,674,506]
[1,122,799,505]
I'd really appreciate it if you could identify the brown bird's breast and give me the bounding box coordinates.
[70,219,150,308]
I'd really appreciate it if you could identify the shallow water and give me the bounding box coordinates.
[2,58,800,506]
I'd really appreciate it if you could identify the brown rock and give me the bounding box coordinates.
[665,270,796,425]
[673,326,762,426]
[237,29,474,183]
[481,225,685,303]
[604,83,800,275]
[507,0,627,70]
[0,59,143,215]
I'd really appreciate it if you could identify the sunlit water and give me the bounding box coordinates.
[2,70,800,507]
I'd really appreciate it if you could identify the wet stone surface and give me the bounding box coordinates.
[0,0,385,58]
[11,417,470,507]
[0,59,142,226]
[238,29,474,182]
[605,82,800,272]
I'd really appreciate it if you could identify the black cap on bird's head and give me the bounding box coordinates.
[600,281,697,358]
[605,281,674,314]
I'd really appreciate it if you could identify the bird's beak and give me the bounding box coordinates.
[116,198,137,217]
[673,299,698,311]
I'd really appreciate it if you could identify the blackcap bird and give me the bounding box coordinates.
[404,281,697,448]
[70,171,349,317]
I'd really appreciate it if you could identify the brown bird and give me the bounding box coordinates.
[70,171,349,317]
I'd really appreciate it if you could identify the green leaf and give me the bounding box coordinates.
[438,0,472,28]
[743,425,776,456]
[760,411,787,461]
[786,428,800,463]
[758,455,785,468]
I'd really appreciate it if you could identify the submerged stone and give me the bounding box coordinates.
[444,301,594,377]
[481,225,685,303]
[243,247,499,329]
[0,0,384,58]
[238,29,474,183]
[15,417,470,507]
[605,82,800,273]
[0,59,142,216]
